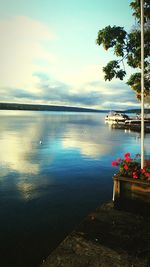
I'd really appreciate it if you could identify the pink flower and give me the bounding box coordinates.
[117,158,122,163]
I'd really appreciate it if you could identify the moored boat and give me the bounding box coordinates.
[105,112,129,123]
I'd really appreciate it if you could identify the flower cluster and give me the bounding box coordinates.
[112,153,150,180]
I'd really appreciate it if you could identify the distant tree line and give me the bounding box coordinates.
[1,102,150,113]
[0,102,102,112]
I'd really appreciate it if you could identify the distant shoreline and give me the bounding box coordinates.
[0,102,149,114]
[0,102,106,113]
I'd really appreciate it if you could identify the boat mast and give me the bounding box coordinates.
[141,0,144,169]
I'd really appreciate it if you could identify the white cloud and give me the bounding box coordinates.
[50,64,104,88]
[0,16,56,93]
[0,16,139,110]
[102,101,140,110]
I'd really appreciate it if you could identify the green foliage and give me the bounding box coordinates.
[127,73,141,94]
[103,61,126,81]
[127,72,150,99]
[96,0,150,100]
[96,26,126,52]
[130,0,150,22]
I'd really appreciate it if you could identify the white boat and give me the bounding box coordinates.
[105,112,129,123]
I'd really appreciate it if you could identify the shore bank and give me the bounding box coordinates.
[40,201,150,267]
[108,123,150,133]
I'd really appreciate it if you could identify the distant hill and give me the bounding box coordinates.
[105,109,150,114]
[0,102,108,113]
[1,103,149,114]
[124,109,150,114]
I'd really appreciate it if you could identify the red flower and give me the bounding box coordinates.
[124,152,132,162]
[112,160,119,166]
[112,153,150,181]
[132,172,138,179]
[125,157,132,162]
[124,164,128,170]
[124,152,130,158]
[145,173,150,178]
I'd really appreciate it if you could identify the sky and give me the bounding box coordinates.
[0,0,141,110]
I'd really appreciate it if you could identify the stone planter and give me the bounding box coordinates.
[113,176,150,204]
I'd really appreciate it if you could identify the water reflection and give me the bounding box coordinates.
[62,127,112,158]
[0,113,44,175]
[0,111,150,267]
[0,110,150,202]
[17,180,36,200]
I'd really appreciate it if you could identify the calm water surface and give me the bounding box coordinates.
[0,110,150,267]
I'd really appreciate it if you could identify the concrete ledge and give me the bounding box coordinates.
[40,202,150,267]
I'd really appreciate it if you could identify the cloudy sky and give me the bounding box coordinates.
[0,0,140,110]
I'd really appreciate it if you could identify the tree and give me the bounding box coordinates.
[96,0,150,100]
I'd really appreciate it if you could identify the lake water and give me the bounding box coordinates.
[0,110,150,267]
